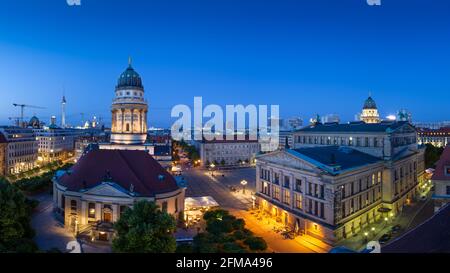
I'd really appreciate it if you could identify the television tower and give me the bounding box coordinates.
[61,95,67,128]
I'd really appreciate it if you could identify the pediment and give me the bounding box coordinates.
[258,150,317,172]
[83,182,131,198]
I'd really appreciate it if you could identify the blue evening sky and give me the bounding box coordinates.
[0,0,449,127]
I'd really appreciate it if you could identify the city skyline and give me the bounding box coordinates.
[1,0,450,128]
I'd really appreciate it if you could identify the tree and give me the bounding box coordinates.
[424,144,444,169]
[0,179,38,253]
[244,236,267,251]
[187,209,267,253]
[112,201,177,253]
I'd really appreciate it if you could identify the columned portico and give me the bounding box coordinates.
[110,60,148,145]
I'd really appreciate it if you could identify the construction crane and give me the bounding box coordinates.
[12,103,46,128]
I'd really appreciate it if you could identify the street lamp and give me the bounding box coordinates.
[241,180,248,194]
[251,195,256,209]
[210,163,216,176]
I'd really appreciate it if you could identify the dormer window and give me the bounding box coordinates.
[445,166,450,176]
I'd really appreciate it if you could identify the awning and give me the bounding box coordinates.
[185,196,220,210]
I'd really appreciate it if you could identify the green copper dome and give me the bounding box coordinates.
[116,63,144,90]
[363,96,377,109]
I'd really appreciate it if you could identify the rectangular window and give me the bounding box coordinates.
[446,186,450,195]
[274,186,280,201]
[274,173,280,184]
[320,203,325,219]
[284,176,290,189]
[283,190,290,205]
[162,201,168,212]
[295,179,302,192]
[120,205,128,215]
[295,194,303,210]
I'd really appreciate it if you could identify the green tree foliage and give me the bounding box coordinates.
[0,179,38,253]
[13,163,74,194]
[187,209,267,253]
[112,201,177,253]
[243,236,268,251]
[424,144,444,169]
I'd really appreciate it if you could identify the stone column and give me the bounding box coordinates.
[95,203,102,221]
[131,109,134,133]
[139,111,143,133]
[112,204,119,222]
[121,109,125,133]
[81,201,87,225]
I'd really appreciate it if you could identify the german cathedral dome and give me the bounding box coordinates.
[116,63,144,90]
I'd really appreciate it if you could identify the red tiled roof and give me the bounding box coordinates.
[418,127,450,135]
[58,149,179,196]
[432,145,450,181]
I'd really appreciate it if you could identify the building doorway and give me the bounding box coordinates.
[98,232,108,242]
[103,206,113,223]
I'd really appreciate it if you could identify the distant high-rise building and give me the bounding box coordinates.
[285,117,303,130]
[322,114,340,124]
[50,116,57,127]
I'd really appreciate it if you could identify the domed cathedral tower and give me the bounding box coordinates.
[110,58,148,145]
[360,93,381,124]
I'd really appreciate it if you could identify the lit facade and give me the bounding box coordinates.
[417,127,450,147]
[431,145,450,212]
[256,121,425,244]
[53,149,185,242]
[0,127,38,175]
[0,133,6,177]
[34,128,82,163]
[360,96,381,124]
[110,60,148,145]
[196,138,261,167]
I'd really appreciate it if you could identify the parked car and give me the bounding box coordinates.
[391,225,401,234]
[379,233,392,244]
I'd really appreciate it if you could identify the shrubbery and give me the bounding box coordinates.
[14,163,74,194]
[179,209,267,253]
[0,179,38,253]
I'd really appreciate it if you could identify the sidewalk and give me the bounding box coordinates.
[230,209,331,253]
[338,196,434,251]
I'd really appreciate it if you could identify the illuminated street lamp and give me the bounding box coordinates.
[251,195,256,209]
[210,163,216,176]
[241,180,248,194]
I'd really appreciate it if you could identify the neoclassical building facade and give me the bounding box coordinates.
[53,149,185,242]
[110,60,148,145]
[255,121,425,244]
